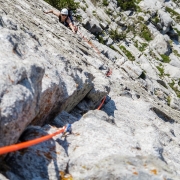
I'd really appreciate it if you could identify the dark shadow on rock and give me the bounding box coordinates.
[172,39,179,45]
[4,125,67,180]
[153,146,167,164]
[101,96,117,117]
[56,136,70,157]
[150,107,175,124]
[51,111,79,128]
[42,66,93,126]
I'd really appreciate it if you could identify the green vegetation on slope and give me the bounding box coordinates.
[44,0,79,10]
[120,45,135,61]
[117,0,136,10]
[160,54,170,63]
[102,0,109,6]
[165,6,180,23]
[156,65,164,77]
[169,81,180,98]
[134,41,148,52]
[109,29,126,41]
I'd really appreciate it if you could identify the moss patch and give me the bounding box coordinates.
[156,66,164,77]
[173,49,180,57]
[167,96,171,106]
[160,54,170,63]
[117,0,136,11]
[120,46,135,61]
[102,0,109,6]
[134,40,148,52]
[109,29,126,41]
[165,7,180,23]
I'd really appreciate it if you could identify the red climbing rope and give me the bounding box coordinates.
[97,96,106,110]
[0,126,66,155]
[106,68,112,77]
[77,27,113,78]
[78,29,101,54]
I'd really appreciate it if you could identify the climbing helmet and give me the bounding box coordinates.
[61,8,68,15]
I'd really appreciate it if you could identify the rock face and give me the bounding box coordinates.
[0,0,110,149]
[1,0,180,179]
[67,109,180,179]
[149,34,171,55]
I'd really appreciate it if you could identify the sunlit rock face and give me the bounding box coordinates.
[1,0,180,179]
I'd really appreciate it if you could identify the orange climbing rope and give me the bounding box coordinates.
[97,96,106,110]
[0,126,66,155]
[0,28,111,156]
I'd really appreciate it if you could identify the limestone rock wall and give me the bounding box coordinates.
[1,0,180,179]
[0,0,110,150]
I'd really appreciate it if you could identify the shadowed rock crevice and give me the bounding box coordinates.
[150,107,175,123]
[5,125,68,180]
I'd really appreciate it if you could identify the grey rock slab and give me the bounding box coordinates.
[121,61,143,79]
[2,0,180,179]
[33,65,95,125]
[109,22,118,31]
[67,109,178,179]
[99,22,108,30]
[139,0,163,11]
[0,58,44,147]
[104,93,180,171]
[169,53,180,68]
[158,9,173,34]
[137,55,159,80]
[149,34,171,55]
[86,66,110,107]
[170,95,180,111]
[106,37,113,46]
[96,7,111,22]
[98,44,122,61]
[164,64,180,79]
[82,17,102,34]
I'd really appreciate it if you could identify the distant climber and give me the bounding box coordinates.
[44,8,78,33]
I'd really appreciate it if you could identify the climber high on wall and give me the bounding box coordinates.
[44,8,78,33]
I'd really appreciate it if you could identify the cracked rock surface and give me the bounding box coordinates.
[1,0,180,179]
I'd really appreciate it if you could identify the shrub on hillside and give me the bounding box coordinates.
[102,0,109,6]
[44,0,79,10]
[160,54,170,63]
[117,0,136,11]
[109,29,126,41]
[120,45,135,61]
